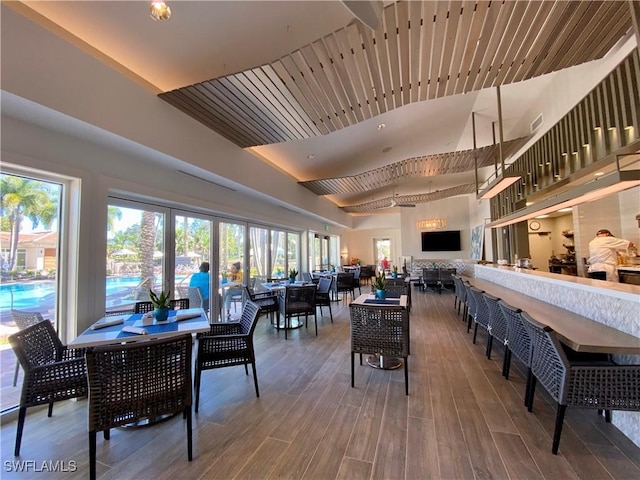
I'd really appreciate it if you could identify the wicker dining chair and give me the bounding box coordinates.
[462,282,478,333]
[10,310,46,387]
[315,276,334,323]
[498,301,533,406]
[438,268,457,293]
[85,334,193,480]
[520,312,640,454]
[384,280,411,313]
[482,292,507,362]
[349,304,410,395]
[195,301,261,412]
[451,275,465,317]
[134,299,190,313]
[422,268,440,293]
[244,285,279,324]
[335,272,355,303]
[468,287,490,348]
[278,285,317,339]
[8,320,88,456]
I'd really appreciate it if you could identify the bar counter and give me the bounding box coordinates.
[466,264,640,447]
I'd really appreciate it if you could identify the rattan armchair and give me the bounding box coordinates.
[384,279,411,313]
[278,285,317,339]
[498,301,533,406]
[315,276,333,323]
[195,301,261,411]
[8,320,88,456]
[244,285,279,323]
[482,292,507,362]
[520,312,639,454]
[336,272,355,303]
[349,304,410,395]
[134,298,190,313]
[85,334,193,480]
[468,287,490,348]
[422,268,440,293]
[10,310,45,386]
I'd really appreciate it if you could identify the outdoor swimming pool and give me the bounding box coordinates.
[0,276,152,318]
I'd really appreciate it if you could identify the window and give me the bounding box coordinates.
[1,171,65,413]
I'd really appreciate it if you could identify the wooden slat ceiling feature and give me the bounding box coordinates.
[299,138,527,196]
[159,1,632,149]
[342,184,478,213]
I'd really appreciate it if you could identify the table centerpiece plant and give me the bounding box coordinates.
[288,268,298,283]
[372,272,387,300]
[392,265,398,278]
[149,289,171,321]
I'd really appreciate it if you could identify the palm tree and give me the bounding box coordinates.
[0,175,57,270]
[138,210,157,297]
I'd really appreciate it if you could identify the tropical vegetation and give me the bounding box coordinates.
[372,272,387,291]
[149,289,171,309]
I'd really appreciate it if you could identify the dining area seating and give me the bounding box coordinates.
[277,285,317,339]
[349,303,410,395]
[8,320,88,456]
[85,334,193,480]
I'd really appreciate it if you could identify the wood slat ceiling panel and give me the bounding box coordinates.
[159,0,632,154]
[341,184,477,213]
[299,138,527,196]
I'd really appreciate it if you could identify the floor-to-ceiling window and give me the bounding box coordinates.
[219,221,245,320]
[1,170,65,413]
[105,200,167,313]
[309,232,338,271]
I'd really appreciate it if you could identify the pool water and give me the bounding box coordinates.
[0,276,148,314]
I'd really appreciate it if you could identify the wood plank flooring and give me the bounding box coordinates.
[1,289,639,479]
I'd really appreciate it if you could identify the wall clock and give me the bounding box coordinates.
[529,220,541,231]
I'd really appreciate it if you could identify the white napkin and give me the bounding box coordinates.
[121,326,147,335]
[90,317,125,330]
[175,312,201,321]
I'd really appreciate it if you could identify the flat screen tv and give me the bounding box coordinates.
[421,230,461,251]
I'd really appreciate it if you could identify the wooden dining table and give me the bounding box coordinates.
[466,277,640,355]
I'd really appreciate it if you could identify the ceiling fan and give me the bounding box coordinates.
[386,190,416,209]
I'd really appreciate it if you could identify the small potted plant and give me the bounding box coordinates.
[372,272,387,300]
[288,268,298,283]
[149,289,171,321]
[392,265,398,278]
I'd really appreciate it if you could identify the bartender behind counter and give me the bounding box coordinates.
[587,229,635,282]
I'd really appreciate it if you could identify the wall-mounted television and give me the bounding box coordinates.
[421,230,461,251]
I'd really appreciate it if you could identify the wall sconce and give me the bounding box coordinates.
[416,218,447,230]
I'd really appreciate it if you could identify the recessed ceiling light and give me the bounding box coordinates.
[557,208,573,212]
[525,201,534,206]
[535,214,550,219]
[377,123,386,130]
[307,154,316,160]
[594,171,605,176]
[150,1,172,21]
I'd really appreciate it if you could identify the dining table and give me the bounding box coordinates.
[70,307,211,348]
[351,293,409,369]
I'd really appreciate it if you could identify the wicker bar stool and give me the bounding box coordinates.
[520,312,640,454]
[498,301,533,407]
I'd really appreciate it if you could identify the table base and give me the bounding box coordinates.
[367,354,403,370]
[121,412,176,428]
[273,316,305,330]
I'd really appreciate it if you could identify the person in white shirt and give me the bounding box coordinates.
[587,229,634,282]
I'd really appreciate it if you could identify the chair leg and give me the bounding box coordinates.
[13,360,20,387]
[251,361,260,397]
[351,352,355,388]
[486,335,493,359]
[48,401,54,417]
[526,371,536,411]
[472,323,479,344]
[552,404,567,455]
[605,410,611,423]
[404,357,409,395]
[328,304,333,323]
[502,348,511,378]
[14,406,27,456]
[314,315,318,336]
[103,429,110,440]
[244,363,249,375]
[89,431,97,480]
[186,405,193,461]
[194,366,201,413]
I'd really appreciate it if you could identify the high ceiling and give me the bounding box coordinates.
[12,1,635,213]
